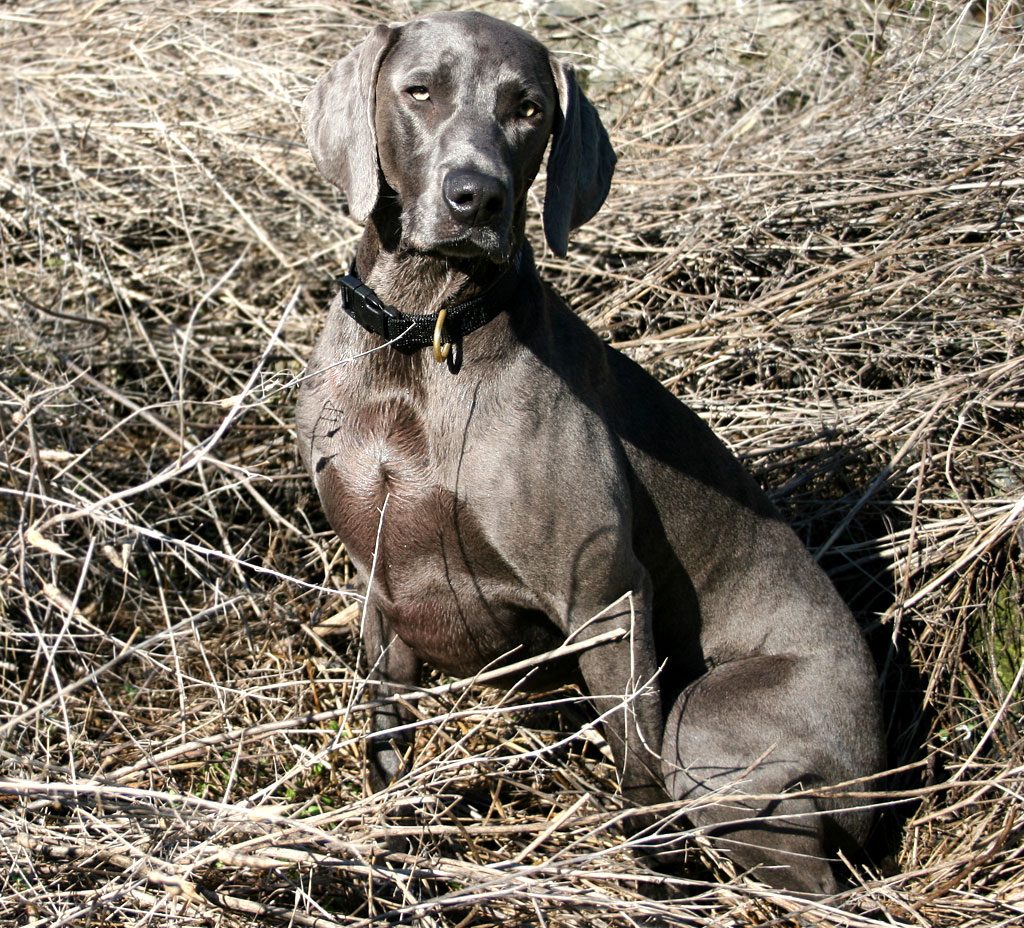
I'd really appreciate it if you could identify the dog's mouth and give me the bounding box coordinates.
[429,226,511,262]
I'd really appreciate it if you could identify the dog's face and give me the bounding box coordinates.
[303,11,616,259]
[373,15,556,261]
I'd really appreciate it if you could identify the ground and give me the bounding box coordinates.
[1,1,1022,925]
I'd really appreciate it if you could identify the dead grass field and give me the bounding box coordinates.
[1,1,1022,925]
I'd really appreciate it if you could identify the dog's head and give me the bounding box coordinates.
[302,11,615,260]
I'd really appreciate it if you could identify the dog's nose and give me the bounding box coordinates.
[442,169,506,225]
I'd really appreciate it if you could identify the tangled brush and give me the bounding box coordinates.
[1,1,1021,924]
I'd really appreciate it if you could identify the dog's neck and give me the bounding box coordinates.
[354,210,525,318]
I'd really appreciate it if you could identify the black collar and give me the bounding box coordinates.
[336,249,525,354]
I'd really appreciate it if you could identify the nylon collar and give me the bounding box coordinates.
[336,248,525,354]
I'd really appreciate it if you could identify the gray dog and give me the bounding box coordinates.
[297,11,884,895]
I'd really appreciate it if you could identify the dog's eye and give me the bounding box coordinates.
[407,86,430,102]
[517,99,541,119]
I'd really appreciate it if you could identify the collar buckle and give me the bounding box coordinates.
[337,274,401,340]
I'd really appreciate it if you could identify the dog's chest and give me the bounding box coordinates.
[311,394,435,563]
[310,393,540,672]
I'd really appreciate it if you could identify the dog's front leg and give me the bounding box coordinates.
[362,596,420,794]
[574,578,666,809]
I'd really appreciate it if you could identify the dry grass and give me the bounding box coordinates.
[1,0,1022,924]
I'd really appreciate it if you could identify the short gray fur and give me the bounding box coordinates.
[297,10,884,896]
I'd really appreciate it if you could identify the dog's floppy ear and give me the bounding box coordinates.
[302,24,396,222]
[544,59,617,258]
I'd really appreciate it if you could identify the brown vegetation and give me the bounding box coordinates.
[1,1,1022,924]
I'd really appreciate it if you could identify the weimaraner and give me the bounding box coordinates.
[296,10,884,895]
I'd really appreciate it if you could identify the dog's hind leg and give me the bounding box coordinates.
[661,654,845,896]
